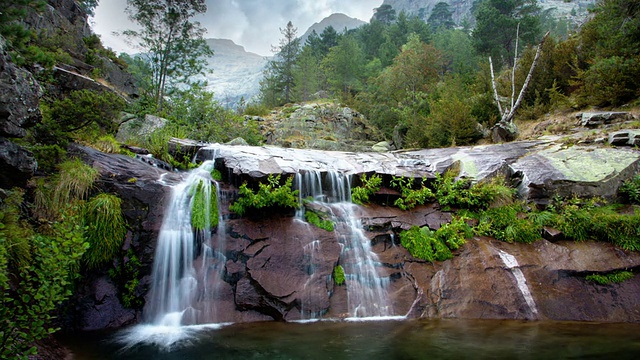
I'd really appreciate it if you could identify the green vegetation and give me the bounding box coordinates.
[399,217,472,262]
[82,194,128,269]
[304,210,334,232]
[1,190,88,359]
[191,180,219,231]
[351,174,382,205]
[333,265,346,286]
[108,250,144,309]
[229,175,300,216]
[586,271,634,285]
[620,175,640,204]
[434,171,514,211]
[390,176,434,210]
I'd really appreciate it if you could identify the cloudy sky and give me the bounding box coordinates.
[92,0,383,56]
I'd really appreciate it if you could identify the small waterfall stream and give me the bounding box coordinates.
[497,249,539,318]
[295,170,392,318]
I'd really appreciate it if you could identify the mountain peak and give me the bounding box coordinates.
[300,13,366,44]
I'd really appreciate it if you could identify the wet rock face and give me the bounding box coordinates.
[68,144,182,330]
[423,237,640,322]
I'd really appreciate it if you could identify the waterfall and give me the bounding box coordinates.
[497,249,539,318]
[295,170,392,318]
[144,160,224,326]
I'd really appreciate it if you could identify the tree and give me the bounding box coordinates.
[293,46,323,101]
[122,0,213,112]
[373,4,396,24]
[319,25,341,55]
[429,2,455,30]
[261,21,301,105]
[322,34,366,98]
[78,0,100,15]
[473,0,541,67]
[0,0,45,50]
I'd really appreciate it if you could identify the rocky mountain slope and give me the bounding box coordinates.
[381,0,596,25]
[203,38,269,108]
[298,13,366,44]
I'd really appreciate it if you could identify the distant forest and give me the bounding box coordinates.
[257,0,640,148]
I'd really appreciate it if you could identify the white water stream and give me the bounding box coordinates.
[294,170,392,317]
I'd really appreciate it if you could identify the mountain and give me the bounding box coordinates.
[380,0,596,25]
[299,13,366,44]
[203,38,269,108]
[203,14,365,108]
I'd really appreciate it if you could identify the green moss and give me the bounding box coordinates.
[191,180,219,231]
[304,210,334,231]
[586,271,634,285]
[83,193,128,269]
[333,265,346,286]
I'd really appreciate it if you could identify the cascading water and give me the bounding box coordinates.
[145,161,224,326]
[295,170,392,318]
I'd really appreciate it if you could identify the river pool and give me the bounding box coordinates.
[59,318,640,359]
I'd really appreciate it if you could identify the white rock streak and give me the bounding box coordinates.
[497,249,539,317]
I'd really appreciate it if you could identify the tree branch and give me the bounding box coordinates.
[489,56,504,117]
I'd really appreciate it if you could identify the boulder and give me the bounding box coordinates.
[579,112,630,127]
[608,129,640,146]
[116,114,168,143]
[0,137,37,188]
[511,144,640,204]
[491,121,519,143]
[0,38,42,138]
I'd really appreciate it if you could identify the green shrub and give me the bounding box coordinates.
[620,175,640,204]
[304,210,334,231]
[191,180,219,231]
[578,56,640,107]
[28,143,67,174]
[399,217,472,262]
[0,209,88,359]
[434,171,514,211]
[82,193,127,269]
[108,249,144,309]
[333,265,346,286]
[478,203,542,244]
[351,174,382,205]
[229,175,300,216]
[390,176,434,210]
[586,271,634,285]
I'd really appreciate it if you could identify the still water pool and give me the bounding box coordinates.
[59,318,640,359]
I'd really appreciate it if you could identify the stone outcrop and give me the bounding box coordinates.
[0,39,42,138]
[197,140,640,205]
[0,138,37,188]
[260,103,385,152]
[0,37,41,188]
[578,111,632,127]
[67,144,182,331]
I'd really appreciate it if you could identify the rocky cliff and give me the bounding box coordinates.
[67,136,640,329]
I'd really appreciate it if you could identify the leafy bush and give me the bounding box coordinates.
[333,265,346,286]
[578,56,640,107]
[620,175,640,204]
[108,250,144,309]
[82,194,127,269]
[351,174,382,205]
[191,180,219,231]
[229,175,300,216]
[434,171,514,211]
[586,271,634,285]
[390,176,434,210]
[0,205,88,359]
[304,210,334,231]
[477,203,542,244]
[399,217,472,262]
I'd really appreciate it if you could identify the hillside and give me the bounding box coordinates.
[203,38,269,108]
[299,13,366,44]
